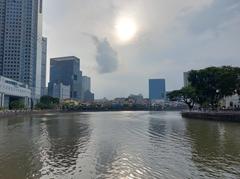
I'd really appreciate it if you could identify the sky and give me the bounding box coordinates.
[43,0,240,99]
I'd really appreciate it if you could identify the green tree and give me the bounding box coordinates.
[10,100,25,110]
[168,86,196,110]
[36,96,60,109]
[188,66,240,109]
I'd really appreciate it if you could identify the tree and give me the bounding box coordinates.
[168,86,196,110]
[10,100,25,110]
[188,66,240,109]
[36,96,60,109]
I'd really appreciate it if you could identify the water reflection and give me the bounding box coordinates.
[39,113,92,177]
[0,116,43,179]
[148,115,166,140]
[185,119,240,178]
[0,112,240,179]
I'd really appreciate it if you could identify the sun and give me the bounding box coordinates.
[115,17,137,42]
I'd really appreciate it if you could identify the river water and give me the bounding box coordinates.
[0,111,239,179]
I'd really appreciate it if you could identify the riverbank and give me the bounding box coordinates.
[0,109,183,118]
[182,111,240,122]
[0,109,60,118]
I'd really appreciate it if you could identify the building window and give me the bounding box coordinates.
[74,75,77,80]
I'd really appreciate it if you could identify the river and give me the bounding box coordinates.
[0,111,239,179]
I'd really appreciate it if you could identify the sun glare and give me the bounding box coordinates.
[115,17,137,42]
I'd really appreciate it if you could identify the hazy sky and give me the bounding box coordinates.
[43,0,240,99]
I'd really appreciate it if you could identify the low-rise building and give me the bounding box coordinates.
[221,94,240,109]
[0,76,31,108]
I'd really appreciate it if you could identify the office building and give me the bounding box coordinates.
[184,72,190,87]
[82,76,91,100]
[83,90,95,102]
[48,83,70,100]
[0,0,43,100]
[49,56,82,100]
[149,79,166,100]
[82,76,91,92]
[0,76,31,109]
[41,37,47,96]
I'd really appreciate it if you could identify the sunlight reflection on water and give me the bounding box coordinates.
[0,111,239,179]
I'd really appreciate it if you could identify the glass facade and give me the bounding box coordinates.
[149,79,166,100]
[49,56,82,100]
[0,0,43,100]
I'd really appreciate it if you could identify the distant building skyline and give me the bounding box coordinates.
[149,79,166,100]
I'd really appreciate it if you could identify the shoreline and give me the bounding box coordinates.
[0,109,60,118]
[0,109,182,118]
[182,111,240,122]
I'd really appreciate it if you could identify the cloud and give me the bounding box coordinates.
[44,0,240,98]
[90,35,119,74]
[187,0,240,34]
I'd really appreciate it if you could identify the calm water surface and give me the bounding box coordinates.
[0,111,239,179]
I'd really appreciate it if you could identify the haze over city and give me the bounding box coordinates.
[1,1,240,178]
[43,0,240,99]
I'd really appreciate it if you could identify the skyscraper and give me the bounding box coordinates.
[82,76,91,94]
[0,0,43,100]
[149,79,166,100]
[183,72,190,87]
[82,76,94,102]
[41,37,47,96]
[49,56,82,99]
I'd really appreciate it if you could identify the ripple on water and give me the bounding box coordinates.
[0,112,240,179]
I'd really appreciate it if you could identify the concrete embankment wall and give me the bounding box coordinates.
[182,111,240,122]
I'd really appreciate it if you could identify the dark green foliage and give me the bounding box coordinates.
[10,100,25,110]
[36,96,60,109]
[168,66,240,110]
[189,66,240,109]
[168,86,196,110]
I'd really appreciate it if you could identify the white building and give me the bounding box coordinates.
[0,76,31,108]
[221,94,240,109]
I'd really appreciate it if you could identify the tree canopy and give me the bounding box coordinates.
[36,96,60,109]
[168,66,240,110]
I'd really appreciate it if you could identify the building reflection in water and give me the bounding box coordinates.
[185,119,240,177]
[148,113,166,142]
[0,116,43,179]
[39,113,92,177]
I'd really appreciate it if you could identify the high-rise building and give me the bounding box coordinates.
[149,79,166,100]
[83,90,95,102]
[48,83,70,100]
[183,72,190,87]
[49,56,82,99]
[82,76,90,95]
[41,37,47,96]
[0,0,43,100]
